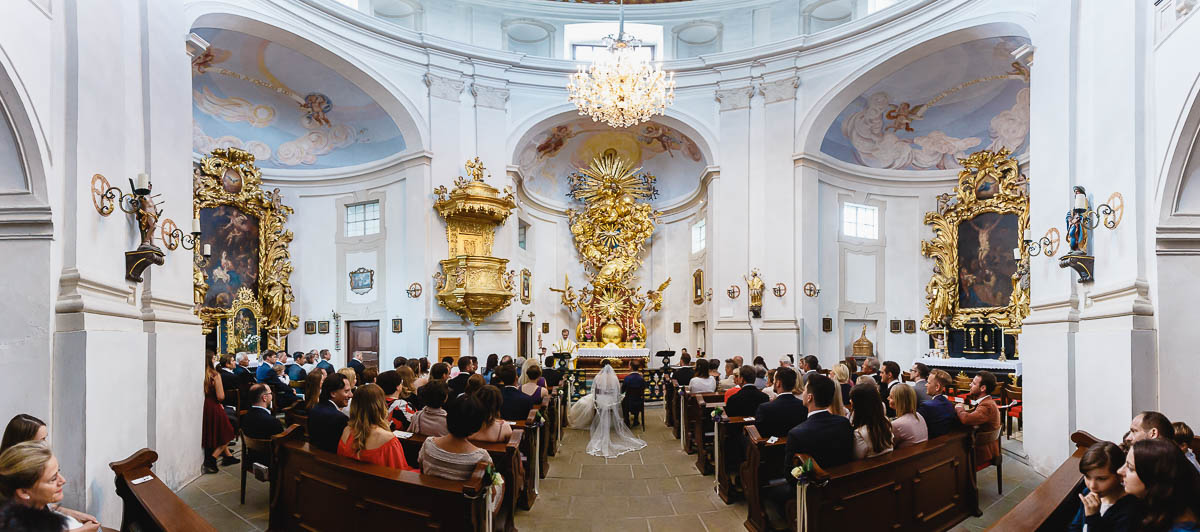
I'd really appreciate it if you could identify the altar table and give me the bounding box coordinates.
[913,357,1022,376]
[575,347,650,359]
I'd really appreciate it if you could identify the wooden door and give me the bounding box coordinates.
[347,320,380,371]
[438,338,461,366]
[519,322,531,359]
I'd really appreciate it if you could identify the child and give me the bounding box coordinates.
[1172,421,1200,472]
[1068,441,1139,531]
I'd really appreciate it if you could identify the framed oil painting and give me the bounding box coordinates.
[350,267,374,295]
[199,204,260,309]
[520,268,532,304]
[304,321,316,335]
[692,269,704,304]
[956,211,1019,309]
[317,321,330,334]
[890,320,902,333]
[904,320,917,334]
[392,318,402,333]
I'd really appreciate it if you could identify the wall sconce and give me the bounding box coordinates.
[406,282,423,298]
[772,283,787,298]
[726,285,741,299]
[1059,187,1124,283]
[92,173,198,282]
[802,282,820,297]
[1024,228,1060,257]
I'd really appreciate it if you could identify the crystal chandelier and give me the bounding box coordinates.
[566,0,675,128]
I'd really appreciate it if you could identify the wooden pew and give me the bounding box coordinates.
[791,428,980,531]
[742,425,792,532]
[398,428,525,521]
[715,415,756,503]
[694,394,726,474]
[987,431,1101,531]
[664,379,678,430]
[271,426,493,531]
[281,402,308,438]
[680,389,723,455]
[109,448,217,532]
[511,404,543,509]
[545,386,561,456]
[537,394,552,478]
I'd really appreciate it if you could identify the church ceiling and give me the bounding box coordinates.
[516,118,707,208]
[821,36,1030,172]
[190,28,405,170]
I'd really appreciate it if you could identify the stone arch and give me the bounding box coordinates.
[796,19,1034,157]
[187,11,429,157]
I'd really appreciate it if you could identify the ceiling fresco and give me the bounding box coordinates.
[821,36,1031,171]
[190,28,405,170]
[516,118,707,208]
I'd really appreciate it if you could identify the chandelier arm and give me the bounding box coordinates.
[618,0,625,42]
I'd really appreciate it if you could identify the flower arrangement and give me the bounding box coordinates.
[485,464,504,487]
[710,406,724,423]
[791,456,817,484]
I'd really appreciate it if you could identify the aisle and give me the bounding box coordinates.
[516,405,747,532]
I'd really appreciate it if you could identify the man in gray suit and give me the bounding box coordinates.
[910,362,931,403]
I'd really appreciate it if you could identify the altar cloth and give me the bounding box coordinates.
[576,347,651,359]
[913,357,1022,375]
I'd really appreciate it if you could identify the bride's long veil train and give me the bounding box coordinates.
[567,365,647,458]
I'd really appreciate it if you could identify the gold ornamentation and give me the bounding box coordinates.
[773,283,787,298]
[565,11,675,128]
[193,148,298,345]
[556,152,667,345]
[852,324,874,357]
[920,149,1031,333]
[433,158,517,325]
[745,269,764,317]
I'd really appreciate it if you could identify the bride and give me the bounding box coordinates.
[567,362,647,458]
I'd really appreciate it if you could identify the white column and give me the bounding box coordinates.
[710,84,755,356]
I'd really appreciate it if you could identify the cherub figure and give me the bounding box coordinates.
[300,93,332,127]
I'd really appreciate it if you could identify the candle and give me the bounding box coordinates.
[136,173,150,192]
[191,217,201,235]
[1023,229,1031,241]
[1074,192,1088,211]
[203,243,212,256]
[1012,247,1021,260]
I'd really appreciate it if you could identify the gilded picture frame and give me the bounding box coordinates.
[920,149,1030,332]
[692,268,704,305]
[194,148,299,348]
[520,268,532,304]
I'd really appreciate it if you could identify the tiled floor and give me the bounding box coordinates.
[176,407,1044,531]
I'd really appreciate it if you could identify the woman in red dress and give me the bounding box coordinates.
[337,383,417,471]
[202,359,238,474]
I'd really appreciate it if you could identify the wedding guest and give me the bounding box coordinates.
[1118,438,1200,531]
[361,367,378,386]
[918,369,959,438]
[469,385,513,442]
[397,366,421,409]
[910,362,931,402]
[234,352,253,380]
[0,441,99,530]
[726,366,769,417]
[1129,411,1175,443]
[880,361,902,417]
[786,374,854,469]
[419,395,496,497]
[0,502,69,532]
[300,352,317,374]
[464,374,487,397]
[688,359,718,393]
[217,355,239,407]
[445,356,459,378]
[671,352,695,388]
[308,373,351,454]
[828,374,849,418]
[1172,422,1200,472]
[2,415,46,454]
[447,357,476,396]
[830,363,853,406]
[413,358,431,389]
[316,349,336,374]
[719,359,737,391]
[495,365,534,421]
[285,353,306,382]
[428,362,450,385]
[202,360,238,473]
[754,368,808,438]
[347,352,365,383]
[1068,441,1138,532]
[337,384,416,471]
[269,364,298,409]
[850,383,893,460]
[298,371,325,414]
[393,356,408,370]
[241,384,284,440]
[778,355,793,369]
[762,369,779,400]
[888,384,928,449]
[855,375,877,387]
[409,381,450,437]
[955,371,1002,466]
[859,357,881,383]
[799,355,820,388]
[377,370,413,431]
[722,363,744,402]
[519,364,547,403]
[255,351,278,383]
[754,365,768,390]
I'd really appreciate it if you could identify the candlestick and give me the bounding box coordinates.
[1012,247,1021,260]
[135,173,150,193]
[1074,192,1088,211]
[202,243,212,256]
[1023,229,1031,241]
[191,217,201,235]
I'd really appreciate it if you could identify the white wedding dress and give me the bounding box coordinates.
[567,365,647,458]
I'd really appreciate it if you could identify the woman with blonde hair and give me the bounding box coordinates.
[463,373,487,397]
[889,384,928,448]
[396,366,419,406]
[518,358,545,387]
[831,363,853,407]
[300,371,324,413]
[336,384,416,471]
[0,440,98,529]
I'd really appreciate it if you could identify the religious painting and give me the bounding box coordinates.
[317,321,330,334]
[956,211,1019,309]
[692,269,704,305]
[349,267,374,295]
[890,320,902,333]
[904,320,917,334]
[199,204,260,309]
[304,321,316,335]
[231,307,260,353]
[822,317,833,332]
[392,318,402,333]
[520,268,532,304]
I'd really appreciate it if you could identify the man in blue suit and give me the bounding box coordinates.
[785,374,854,470]
[493,364,534,422]
[307,373,352,454]
[917,369,959,438]
[255,351,278,383]
[753,367,808,438]
[315,349,336,375]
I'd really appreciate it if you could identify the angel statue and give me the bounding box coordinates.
[503,269,517,294]
[432,271,446,291]
[645,278,671,312]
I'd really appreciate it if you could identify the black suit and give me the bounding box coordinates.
[307,401,348,454]
[671,367,695,386]
[784,411,853,470]
[500,386,534,422]
[218,369,239,407]
[348,358,365,382]
[447,372,472,397]
[241,406,284,439]
[881,380,900,417]
[726,385,769,418]
[753,393,809,439]
[542,367,563,387]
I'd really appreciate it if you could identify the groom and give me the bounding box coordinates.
[494,364,534,421]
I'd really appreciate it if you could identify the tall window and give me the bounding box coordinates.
[842,203,878,239]
[346,201,380,237]
[691,219,706,253]
[518,220,529,250]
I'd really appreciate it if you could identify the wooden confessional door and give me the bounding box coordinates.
[347,320,380,370]
[519,321,531,359]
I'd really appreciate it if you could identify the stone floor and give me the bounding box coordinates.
[176,406,1044,531]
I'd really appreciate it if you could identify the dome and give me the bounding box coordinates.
[191,28,406,170]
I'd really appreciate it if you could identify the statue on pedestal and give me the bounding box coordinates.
[745,269,764,318]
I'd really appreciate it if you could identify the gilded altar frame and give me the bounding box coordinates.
[920,149,1030,332]
[193,148,299,349]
